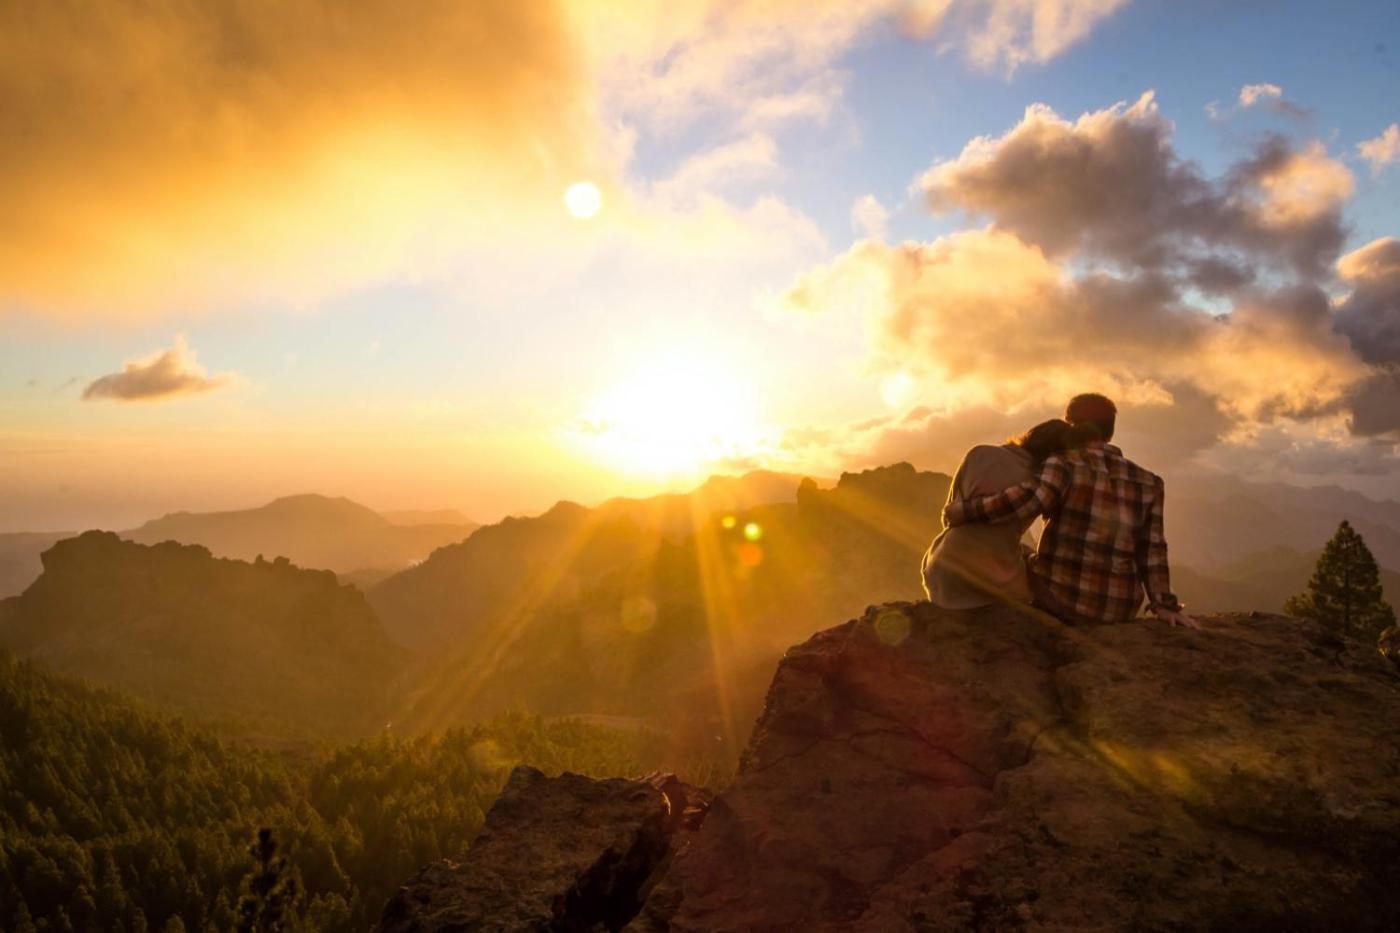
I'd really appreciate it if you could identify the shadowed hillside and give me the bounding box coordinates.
[381,464,950,757]
[0,531,404,738]
[367,471,810,654]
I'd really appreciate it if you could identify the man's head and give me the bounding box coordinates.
[1065,393,1117,443]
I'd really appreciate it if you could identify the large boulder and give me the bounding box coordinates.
[629,603,1400,931]
[378,766,709,932]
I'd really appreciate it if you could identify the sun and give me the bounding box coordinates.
[575,351,764,478]
[563,181,602,219]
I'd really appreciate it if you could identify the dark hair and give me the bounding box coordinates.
[1012,419,1071,465]
[1065,393,1117,443]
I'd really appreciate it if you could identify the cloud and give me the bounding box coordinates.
[851,195,891,239]
[0,0,609,317]
[782,230,1362,425]
[82,337,234,402]
[1345,370,1400,437]
[783,93,1393,474]
[920,92,1351,277]
[1358,124,1400,176]
[1208,83,1307,122]
[901,0,1131,75]
[1334,237,1400,365]
[603,1,1131,133]
[0,0,1135,320]
[647,133,781,204]
[1239,83,1283,107]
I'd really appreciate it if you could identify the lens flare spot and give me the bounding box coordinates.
[874,607,911,646]
[720,514,737,529]
[564,181,602,219]
[737,543,764,567]
[743,521,763,541]
[620,595,657,634]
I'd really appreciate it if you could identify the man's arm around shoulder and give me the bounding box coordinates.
[943,456,1068,528]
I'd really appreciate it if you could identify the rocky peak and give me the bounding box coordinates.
[378,766,711,932]
[379,602,1400,931]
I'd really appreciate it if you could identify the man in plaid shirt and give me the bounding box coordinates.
[943,394,1198,628]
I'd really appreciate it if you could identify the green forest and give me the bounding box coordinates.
[0,649,683,932]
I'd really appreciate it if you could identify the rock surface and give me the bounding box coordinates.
[629,603,1400,931]
[381,602,1400,931]
[378,765,709,932]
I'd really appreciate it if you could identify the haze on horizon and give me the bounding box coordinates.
[3,0,1399,532]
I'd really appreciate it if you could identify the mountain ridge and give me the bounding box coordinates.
[0,530,405,738]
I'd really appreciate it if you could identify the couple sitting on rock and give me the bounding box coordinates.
[923,393,1198,628]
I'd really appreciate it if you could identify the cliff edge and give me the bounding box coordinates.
[381,602,1400,931]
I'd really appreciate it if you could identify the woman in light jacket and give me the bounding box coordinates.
[922,420,1071,608]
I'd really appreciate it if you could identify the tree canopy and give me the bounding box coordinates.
[1285,520,1396,642]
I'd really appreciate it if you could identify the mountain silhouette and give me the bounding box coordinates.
[124,493,476,578]
[1175,544,1400,614]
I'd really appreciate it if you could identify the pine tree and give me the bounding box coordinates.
[1285,520,1397,640]
[236,829,299,933]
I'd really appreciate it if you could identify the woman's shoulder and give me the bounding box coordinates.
[964,443,1029,464]
[957,443,1033,492]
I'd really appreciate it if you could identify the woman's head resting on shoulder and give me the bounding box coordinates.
[1011,419,1072,465]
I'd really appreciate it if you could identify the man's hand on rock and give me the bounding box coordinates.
[1153,606,1200,629]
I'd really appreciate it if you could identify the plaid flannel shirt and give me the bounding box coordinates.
[942,442,1181,624]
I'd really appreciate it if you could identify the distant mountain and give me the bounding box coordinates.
[0,531,71,597]
[379,463,950,744]
[124,493,476,576]
[1174,545,1400,616]
[382,508,478,527]
[1168,474,1400,571]
[0,531,404,737]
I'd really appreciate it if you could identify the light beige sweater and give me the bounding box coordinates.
[921,443,1036,608]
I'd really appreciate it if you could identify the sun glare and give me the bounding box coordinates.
[564,181,602,219]
[576,352,764,478]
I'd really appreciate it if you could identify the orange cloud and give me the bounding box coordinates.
[0,0,1135,320]
[922,92,1350,277]
[0,0,602,316]
[784,93,1392,467]
[1358,124,1400,177]
[82,336,234,402]
[1335,238,1400,367]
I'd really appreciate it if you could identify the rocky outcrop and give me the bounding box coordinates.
[633,604,1400,931]
[382,602,1400,931]
[378,766,711,932]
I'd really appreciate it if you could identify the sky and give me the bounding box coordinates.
[2,0,1399,531]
